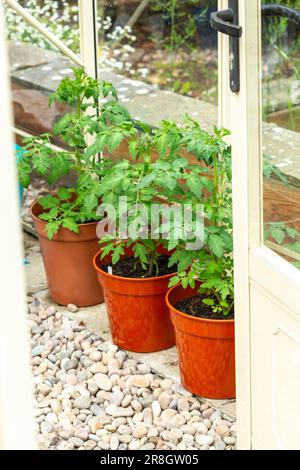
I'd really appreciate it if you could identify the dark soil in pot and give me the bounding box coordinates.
[93,249,176,353]
[166,284,236,399]
[175,294,235,321]
[101,255,175,278]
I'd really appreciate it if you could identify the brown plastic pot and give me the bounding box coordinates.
[31,200,104,307]
[166,284,236,399]
[93,250,175,353]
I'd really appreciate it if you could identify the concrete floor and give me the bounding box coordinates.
[24,232,236,419]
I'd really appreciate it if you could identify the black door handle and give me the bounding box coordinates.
[210,0,241,93]
[262,4,300,25]
[210,8,242,38]
[210,2,300,94]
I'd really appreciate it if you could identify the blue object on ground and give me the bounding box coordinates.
[15,144,30,266]
[15,144,25,206]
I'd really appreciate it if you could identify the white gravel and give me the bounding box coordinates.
[27,297,236,451]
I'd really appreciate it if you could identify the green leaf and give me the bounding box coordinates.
[157,132,169,157]
[32,150,51,176]
[177,252,194,272]
[286,227,298,239]
[269,227,285,245]
[39,207,59,221]
[61,218,80,233]
[168,240,179,251]
[84,192,99,213]
[58,187,72,200]
[164,173,177,191]
[129,140,138,159]
[46,221,60,240]
[39,195,59,210]
[137,173,157,189]
[208,234,224,258]
[112,245,125,264]
[168,275,180,288]
[100,242,115,259]
[18,158,31,188]
[133,244,148,265]
[203,298,215,306]
[187,174,202,197]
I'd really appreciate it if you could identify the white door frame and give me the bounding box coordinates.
[220,0,300,449]
[219,0,262,450]
[0,8,36,450]
[0,0,100,449]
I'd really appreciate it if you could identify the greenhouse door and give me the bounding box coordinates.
[218,0,300,449]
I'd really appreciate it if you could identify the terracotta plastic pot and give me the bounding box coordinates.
[93,250,175,353]
[166,284,236,399]
[31,201,104,307]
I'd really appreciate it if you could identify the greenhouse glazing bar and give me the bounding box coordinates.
[79,0,99,79]
[5,0,84,67]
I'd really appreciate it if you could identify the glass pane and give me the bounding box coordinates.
[97,1,218,126]
[5,0,79,141]
[262,0,300,269]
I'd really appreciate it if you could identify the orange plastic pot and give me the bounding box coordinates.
[166,284,236,399]
[31,200,104,307]
[93,250,175,353]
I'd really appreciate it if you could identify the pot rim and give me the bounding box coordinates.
[166,283,235,325]
[93,250,175,283]
[31,199,100,228]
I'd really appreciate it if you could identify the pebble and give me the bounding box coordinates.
[63,359,78,371]
[94,373,113,391]
[216,424,230,439]
[215,440,226,451]
[160,379,173,390]
[202,408,215,420]
[89,351,102,362]
[210,411,222,423]
[32,345,45,357]
[106,404,134,418]
[90,363,107,374]
[193,422,208,434]
[158,392,172,410]
[128,439,140,450]
[40,421,54,434]
[110,435,119,450]
[196,435,214,446]
[84,440,97,450]
[69,437,84,448]
[141,443,155,450]
[177,398,190,412]
[121,395,132,407]
[67,304,78,313]
[98,441,110,450]
[90,404,104,416]
[74,396,91,410]
[224,436,236,445]
[110,390,124,406]
[28,298,236,451]
[143,408,153,425]
[152,400,161,418]
[160,409,178,422]
[127,375,150,388]
[118,425,132,435]
[133,424,148,438]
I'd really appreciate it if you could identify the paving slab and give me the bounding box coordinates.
[10,41,299,185]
